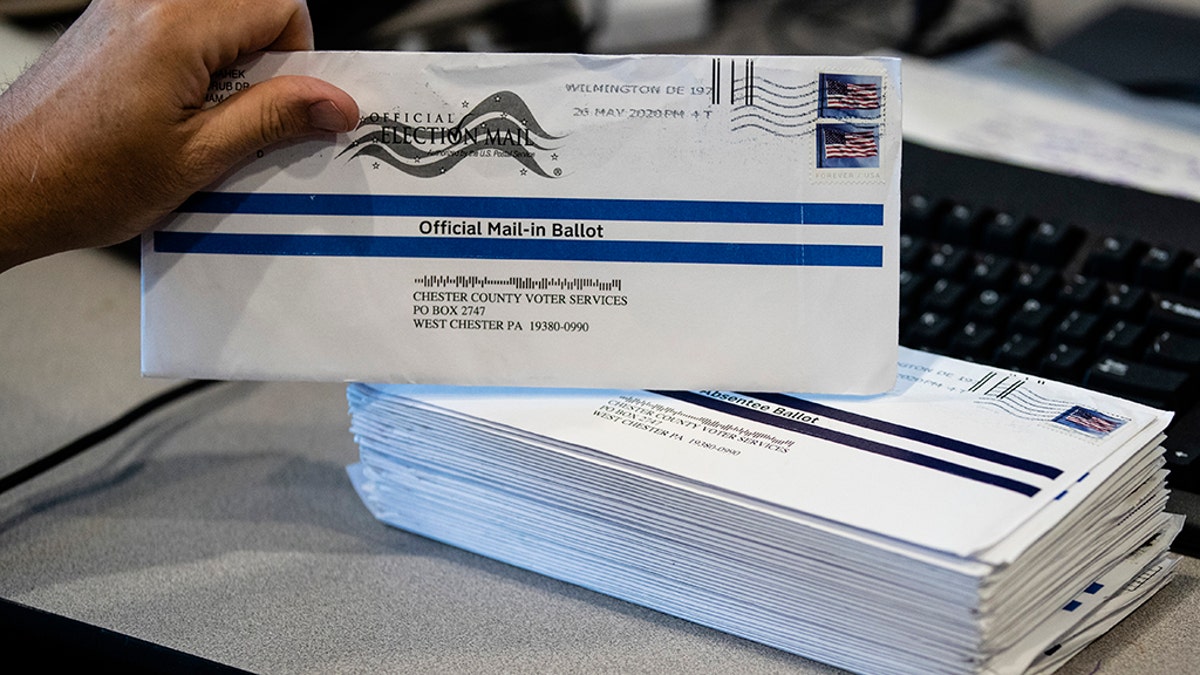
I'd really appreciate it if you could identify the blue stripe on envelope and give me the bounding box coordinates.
[745,392,1063,479]
[153,233,883,267]
[177,192,884,226]
[654,391,1042,497]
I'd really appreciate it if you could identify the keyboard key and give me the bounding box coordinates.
[1100,284,1150,321]
[1057,275,1105,309]
[921,278,968,314]
[980,212,1029,256]
[965,289,1012,324]
[1146,331,1200,370]
[1084,235,1146,282]
[1024,220,1082,266]
[925,243,970,279]
[904,311,953,349]
[967,254,1016,289]
[939,203,983,245]
[901,194,942,236]
[1040,343,1089,383]
[1054,310,1102,346]
[994,333,1043,372]
[1147,294,1200,337]
[1136,246,1193,291]
[1097,320,1146,358]
[1084,357,1191,409]
[1009,298,1056,335]
[947,322,998,361]
[1012,265,1061,299]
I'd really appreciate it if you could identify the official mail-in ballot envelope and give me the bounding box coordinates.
[142,52,901,391]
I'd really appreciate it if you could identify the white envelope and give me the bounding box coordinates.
[143,51,900,391]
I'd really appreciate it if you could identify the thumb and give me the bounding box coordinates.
[190,75,358,178]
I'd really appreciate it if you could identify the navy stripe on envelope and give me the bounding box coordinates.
[153,232,883,267]
[744,393,1063,479]
[177,192,884,226]
[654,391,1042,497]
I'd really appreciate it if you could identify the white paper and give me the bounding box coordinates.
[367,348,1172,559]
[900,43,1200,203]
[142,51,900,391]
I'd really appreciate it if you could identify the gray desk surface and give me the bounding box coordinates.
[2,251,1200,675]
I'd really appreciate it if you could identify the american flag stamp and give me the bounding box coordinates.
[819,73,882,119]
[816,123,880,169]
[1053,405,1127,437]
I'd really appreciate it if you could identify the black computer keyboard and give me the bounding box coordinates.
[899,142,1200,551]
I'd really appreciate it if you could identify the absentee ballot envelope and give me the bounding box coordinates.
[142,52,901,390]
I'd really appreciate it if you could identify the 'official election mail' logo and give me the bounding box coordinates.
[340,91,563,178]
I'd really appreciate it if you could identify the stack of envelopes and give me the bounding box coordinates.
[347,348,1182,674]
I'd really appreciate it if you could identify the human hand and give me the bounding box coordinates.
[0,0,359,272]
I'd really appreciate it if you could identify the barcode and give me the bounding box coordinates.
[414,275,622,291]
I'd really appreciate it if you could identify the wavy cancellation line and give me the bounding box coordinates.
[729,122,814,137]
[731,78,818,109]
[1001,388,1079,413]
[731,105,816,122]
[745,76,817,92]
[729,94,816,111]
[976,398,1060,422]
[730,96,817,136]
